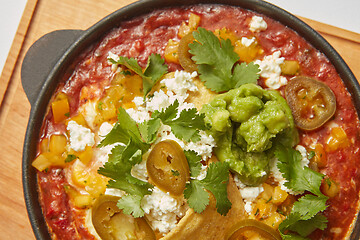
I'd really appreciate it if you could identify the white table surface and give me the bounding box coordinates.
[1,0,360,75]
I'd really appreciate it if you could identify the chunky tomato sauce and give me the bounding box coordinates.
[37,4,360,239]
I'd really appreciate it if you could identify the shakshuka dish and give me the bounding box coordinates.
[31,3,360,240]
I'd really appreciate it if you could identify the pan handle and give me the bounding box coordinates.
[21,29,84,106]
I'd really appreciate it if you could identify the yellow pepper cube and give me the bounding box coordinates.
[78,146,93,165]
[178,13,201,38]
[281,60,300,75]
[66,113,87,127]
[71,160,90,187]
[164,39,180,64]
[32,154,52,172]
[49,134,67,155]
[234,39,263,63]
[326,127,350,152]
[85,175,108,197]
[214,28,238,45]
[51,93,70,123]
[74,194,93,209]
[271,186,288,205]
[262,212,285,229]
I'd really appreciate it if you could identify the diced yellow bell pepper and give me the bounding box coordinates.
[262,212,285,229]
[164,39,180,64]
[78,146,93,165]
[234,38,263,63]
[326,126,350,152]
[178,13,201,38]
[281,60,300,75]
[32,154,52,172]
[271,186,288,205]
[51,93,70,123]
[74,194,93,209]
[214,27,238,45]
[49,134,67,155]
[66,113,87,127]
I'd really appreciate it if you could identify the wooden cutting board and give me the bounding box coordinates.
[0,0,359,239]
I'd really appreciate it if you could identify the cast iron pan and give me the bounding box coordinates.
[21,0,360,239]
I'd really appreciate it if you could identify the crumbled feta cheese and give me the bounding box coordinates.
[244,202,253,214]
[146,89,175,112]
[67,121,95,152]
[98,122,114,140]
[254,51,287,89]
[184,130,216,160]
[126,107,150,123]
[131,159,148,181]
[141,187,188,235]
[108,52,120,72]
[105,188,126,198]
[161,70,198,97]
[241,37,256,47]
[233,174,264,214]
[249,16,267,32]
[296,145,310,169]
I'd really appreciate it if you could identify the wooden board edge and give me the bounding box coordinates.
[0,0,39,106]
[298,16,360,44]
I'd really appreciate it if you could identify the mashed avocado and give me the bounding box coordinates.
[201,83,298,186]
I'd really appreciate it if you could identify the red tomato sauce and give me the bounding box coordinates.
[37,4,360,239]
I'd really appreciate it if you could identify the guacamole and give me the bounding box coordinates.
[201,83,298,186]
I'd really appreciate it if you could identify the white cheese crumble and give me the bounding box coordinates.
[141,187,188,235]
[233,174,264,214]
[249,16,267,32]
[254,51,287,89]
[108,52,120,72]
[131,159,148,181]
[67,121,95,152]
[241,36,256,47]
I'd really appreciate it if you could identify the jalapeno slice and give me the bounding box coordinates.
[146,140,190,196]
[285,76,336,131]
[178,33,198,72]
[92,195,155,240]
[226,219,281,240]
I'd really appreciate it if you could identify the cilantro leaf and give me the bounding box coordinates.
[97,110,153,218]
[143,54,168,97]
[276,145,325,196]
[292,194,328,220]
[168,108,207,142]
[109,54,168,98]
[184,179,209,213]
[189,27,259,92]
[233,62,260,88]
[184,162,231,215]
[138,118,161,144]
[152,100,207,142]
[184,150,202,178]
[190,28,238,92]
[117,194,145,218]
[275,144,328,238]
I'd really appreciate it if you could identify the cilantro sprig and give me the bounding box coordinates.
[150,100,208,142]
[184,161,231,215]
[275,144,329,239]
[108,53,168,98]
[189,27,260,92]
[97,108,152,217]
